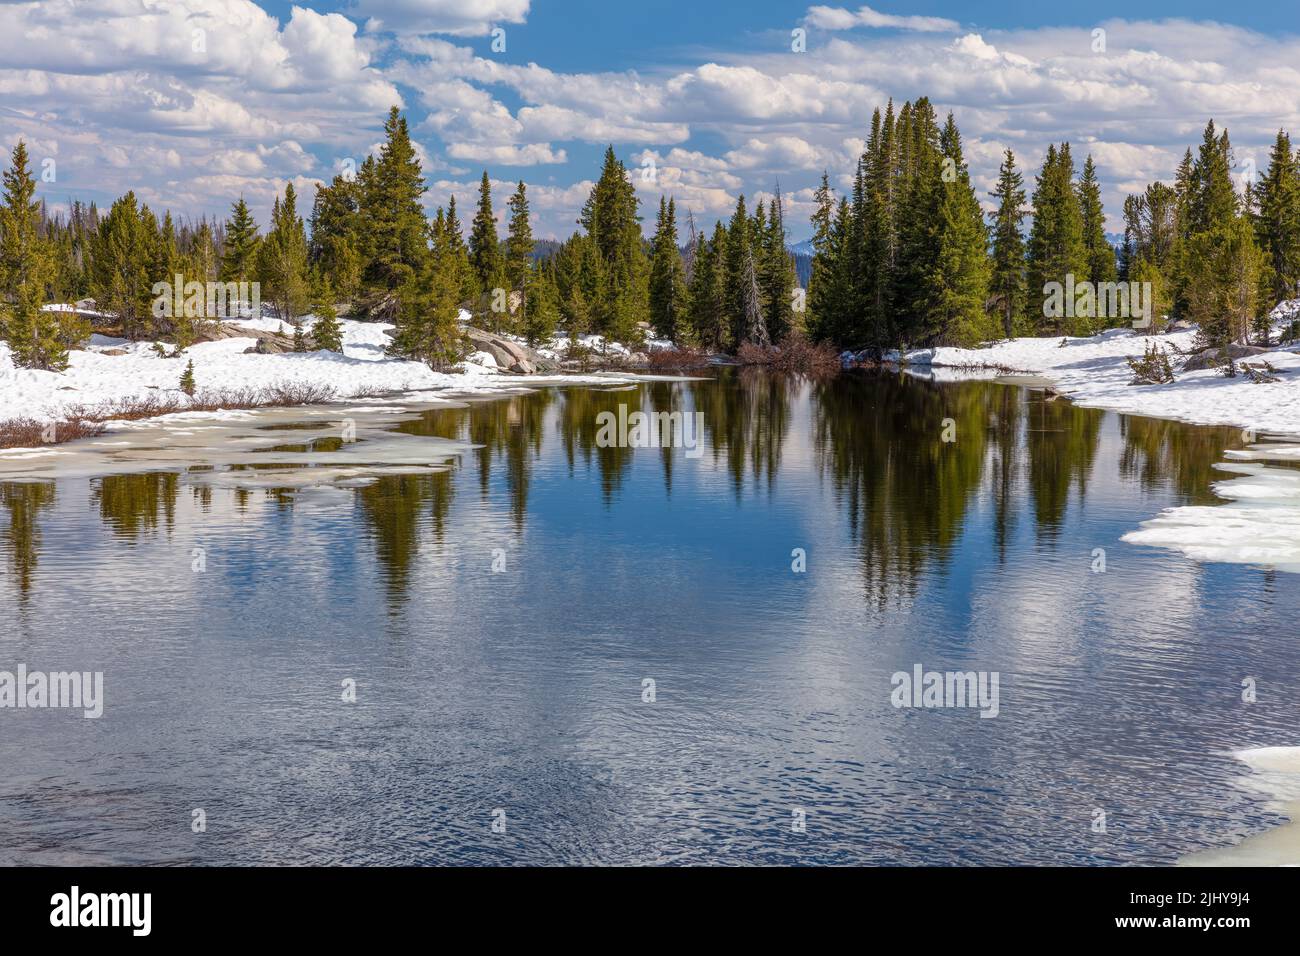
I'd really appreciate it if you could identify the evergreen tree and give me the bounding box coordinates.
[258,182,310,326]
[921,113,991,345]
[686,221,728,350]
[648,196,687,341]
[310,279,344,352]
[505,180,534,331]
[179,359,196,396]
[1078,155,1117,291]
[359,106,429,293]
[1026,143,1088,333]
[760,193,797,342]
[578,146,647,342]
[469,171,500,301]
[0,141,76,369]
[1253,129,1300,303]
[308,175,362,299]
[805,172,838,341]
[221,196,259,282]
[989,149,1027,339]
[90,191,153,341]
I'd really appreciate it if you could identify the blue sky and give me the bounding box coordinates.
[5,1,1300,241]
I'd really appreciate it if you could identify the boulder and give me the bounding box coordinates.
[463,326,558,374]
[1181,343,1270,372]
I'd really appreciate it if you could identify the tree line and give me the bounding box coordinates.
[4,102,1297,373]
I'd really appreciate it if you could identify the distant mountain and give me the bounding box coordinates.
[788,239,816,257]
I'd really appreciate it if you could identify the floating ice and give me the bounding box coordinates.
[0,399,476,490]
[1122,448,1300,573]
[1181,747,1300,866]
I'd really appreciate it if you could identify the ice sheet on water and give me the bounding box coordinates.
[0,400,474,490]
[1180,747,1300,866]
[1122,447,1300,573]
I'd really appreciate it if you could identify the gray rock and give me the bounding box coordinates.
[1181,343,1270,372]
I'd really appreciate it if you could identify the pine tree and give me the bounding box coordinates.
[1026,143,1088,333]
[648,196,687,341]
[310,278,344,352]
[221,197,260,283]
[258,182,311,326]
[989,149,1027,339]
[1078,155,1116,292]
[308,175,362,299]
[505,180,534,331]
[359,106,429,293]
[1253,129,1300,303]
[1,141,76,369]
[179,359,196,396]
[469,171,500,302]
[760,193,796,342]
[90,191,153,341]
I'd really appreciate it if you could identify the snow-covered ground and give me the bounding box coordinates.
[0,312,592,424]
[900,306,1300,438]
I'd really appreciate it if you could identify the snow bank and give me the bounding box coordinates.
[1,314,530,423]
[905,308,1300,437]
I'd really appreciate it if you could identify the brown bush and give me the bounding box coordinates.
[646,345,710,370]
[737,331,841,375]
[0,416,106,449]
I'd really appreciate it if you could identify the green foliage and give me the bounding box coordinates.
[1,141,81,369]
[648,196,687,340]
[1026,143,1088,334]
[310,285,344,353]
[1126,341,1175,385]
[221,196,260,283]
[258,182,310,324]
[989,149,1027,339]
[179,359,196,396]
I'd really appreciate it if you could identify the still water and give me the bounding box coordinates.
[1,369,1297,865]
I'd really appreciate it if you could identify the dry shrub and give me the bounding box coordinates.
[737,331,840,375]
[0,416,107,449]
[646,345,710,370]
[1,381,340,448]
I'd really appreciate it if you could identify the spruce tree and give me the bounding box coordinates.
[258,183,310,326]
[360,106,429,293]
[505,180,533,330]
[221,196,260,283]
[308,175,362,299]
[179,359,196,396]
[1,141,73,369]
[648,196,687,341]
[1078,155,1116,293]
[1253,129,1300,304]
[923,113,991,345]
[311,279,344,353]
[469,171,500,301]
[760,193,796,342]
[90,191,153,341]
[989,149,1027,339]
[1026,143,1088,333]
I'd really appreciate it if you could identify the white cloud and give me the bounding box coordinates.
[354,0,530,37]
[806,5,960,34]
